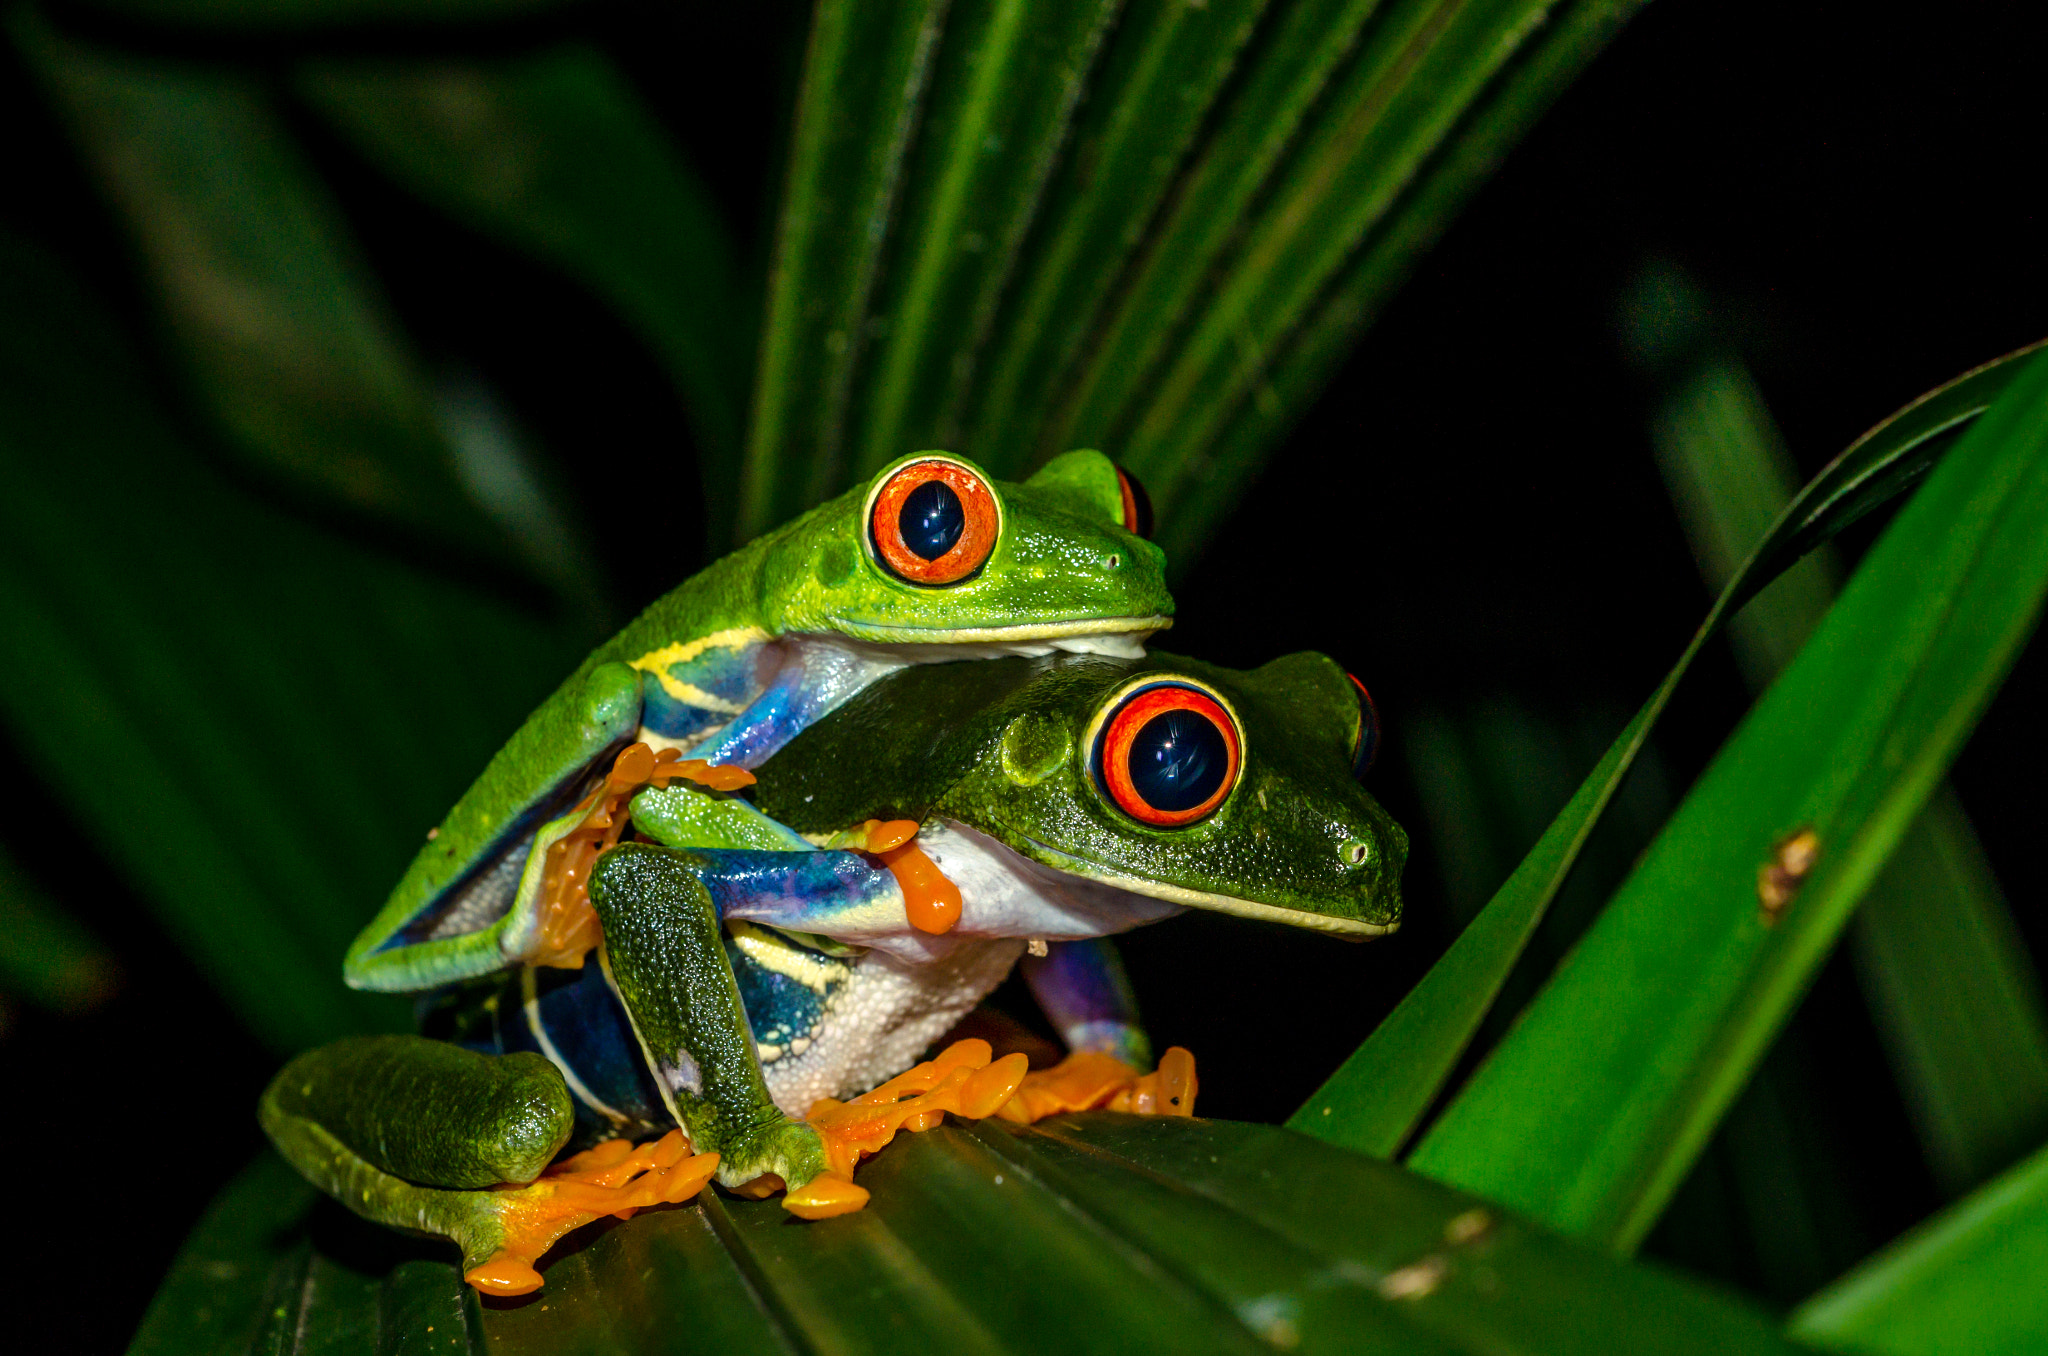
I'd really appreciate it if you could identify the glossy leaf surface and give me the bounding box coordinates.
[1289,340,2048,1161]
[129,1117,1804,1355]
[1406,347,2048,1248]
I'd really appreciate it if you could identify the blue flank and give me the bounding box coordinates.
[724,926,850,1054]
[690,661,851,769]
[696,849,901,934]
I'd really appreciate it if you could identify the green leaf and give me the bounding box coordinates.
[1789,1140,2048,1355]
[297,46,750,535]
[0,231,590,1051]
[13,13,517,564]
[1633,296,2048,1200]
[1404,346,2048,1249]
[1849,793,2048,1195]
[1100,0,1649,566]
[960,0,1275,476]
[1287,339,2047,1161]
[740,0,952,538]
[130,1118,1806,1355]
[740,0,1647,549]
[0,842,118,1015]
[843,0,1123,485]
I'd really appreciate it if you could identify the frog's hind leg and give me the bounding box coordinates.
[260,1035,716,1295]
[585,842,831,1193]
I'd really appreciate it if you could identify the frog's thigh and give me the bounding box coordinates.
[260,1036,574,1273]
[588,843,823,1187]
[261,1035,573,1189]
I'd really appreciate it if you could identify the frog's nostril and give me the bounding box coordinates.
[1107,552,1123,570]
[1342,839,1371,867]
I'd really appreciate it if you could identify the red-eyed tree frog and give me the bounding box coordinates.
[261,648,1404,1296]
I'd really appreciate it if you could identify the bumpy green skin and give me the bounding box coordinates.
[753,650,1405,934]
[264,1036,573,1188]
[587,844,827,1189]
[259,1036,575,1270]
[348,449,1167,992]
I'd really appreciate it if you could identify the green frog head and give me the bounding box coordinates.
[752,650,1405,937]
[686,448,1171,647]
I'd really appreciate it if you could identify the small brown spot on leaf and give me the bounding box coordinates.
[1444,1208,1494,1247]
[1757,827,1820,922]
[1378,1255,1448,1300]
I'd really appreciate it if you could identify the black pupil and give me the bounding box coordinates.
[1126,709,1227,812]
[899,480,965,560]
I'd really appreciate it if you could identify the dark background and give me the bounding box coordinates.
[4,0,2046,1346]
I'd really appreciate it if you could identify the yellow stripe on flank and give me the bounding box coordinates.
[728,921,846,995]
[628,627,767,710]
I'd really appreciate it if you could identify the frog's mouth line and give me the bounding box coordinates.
[1018,836,1398,939]
[825,616,1171,654]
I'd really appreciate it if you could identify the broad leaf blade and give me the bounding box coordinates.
[0,232,588,1051]
[1102,0,1648,564]
[298,46,750,534]
[1405,347,2048,1249]
[1789,1141,2048,1356]
[740,0,952,539]
[131,1118,1805,1355]
[1289,340,2048,1160]
[15,14,507,561]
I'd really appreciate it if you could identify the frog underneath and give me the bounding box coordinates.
[261,651,1403,1295]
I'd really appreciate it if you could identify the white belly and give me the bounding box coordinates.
[758,938,1026,1117]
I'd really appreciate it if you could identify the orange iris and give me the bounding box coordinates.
[869,458,1000,585]
[1098,684,1241,827]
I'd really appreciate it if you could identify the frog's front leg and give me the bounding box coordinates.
[584,842,835,1197]
[259,1036,717,1296]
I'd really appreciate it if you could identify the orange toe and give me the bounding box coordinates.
[998,1047,1200,1123]
[783,1173,871,1219]
[800,1039,1031,1184]
[464,1131,719,1295]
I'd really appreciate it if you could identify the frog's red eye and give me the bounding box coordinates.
[1347,673,1380,780]
[870,459,1000,585]
[1115,466,1153,539]
[1095,683,1241,827]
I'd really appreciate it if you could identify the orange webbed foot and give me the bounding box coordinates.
[996,1046,1199,1124]
[463,1130,719,1295]
[791,1038,1030,1211]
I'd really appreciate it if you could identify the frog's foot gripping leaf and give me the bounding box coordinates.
[774,1038,1030,1220]
[993,1047,1199,1124]
[466,1130,720,1296]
